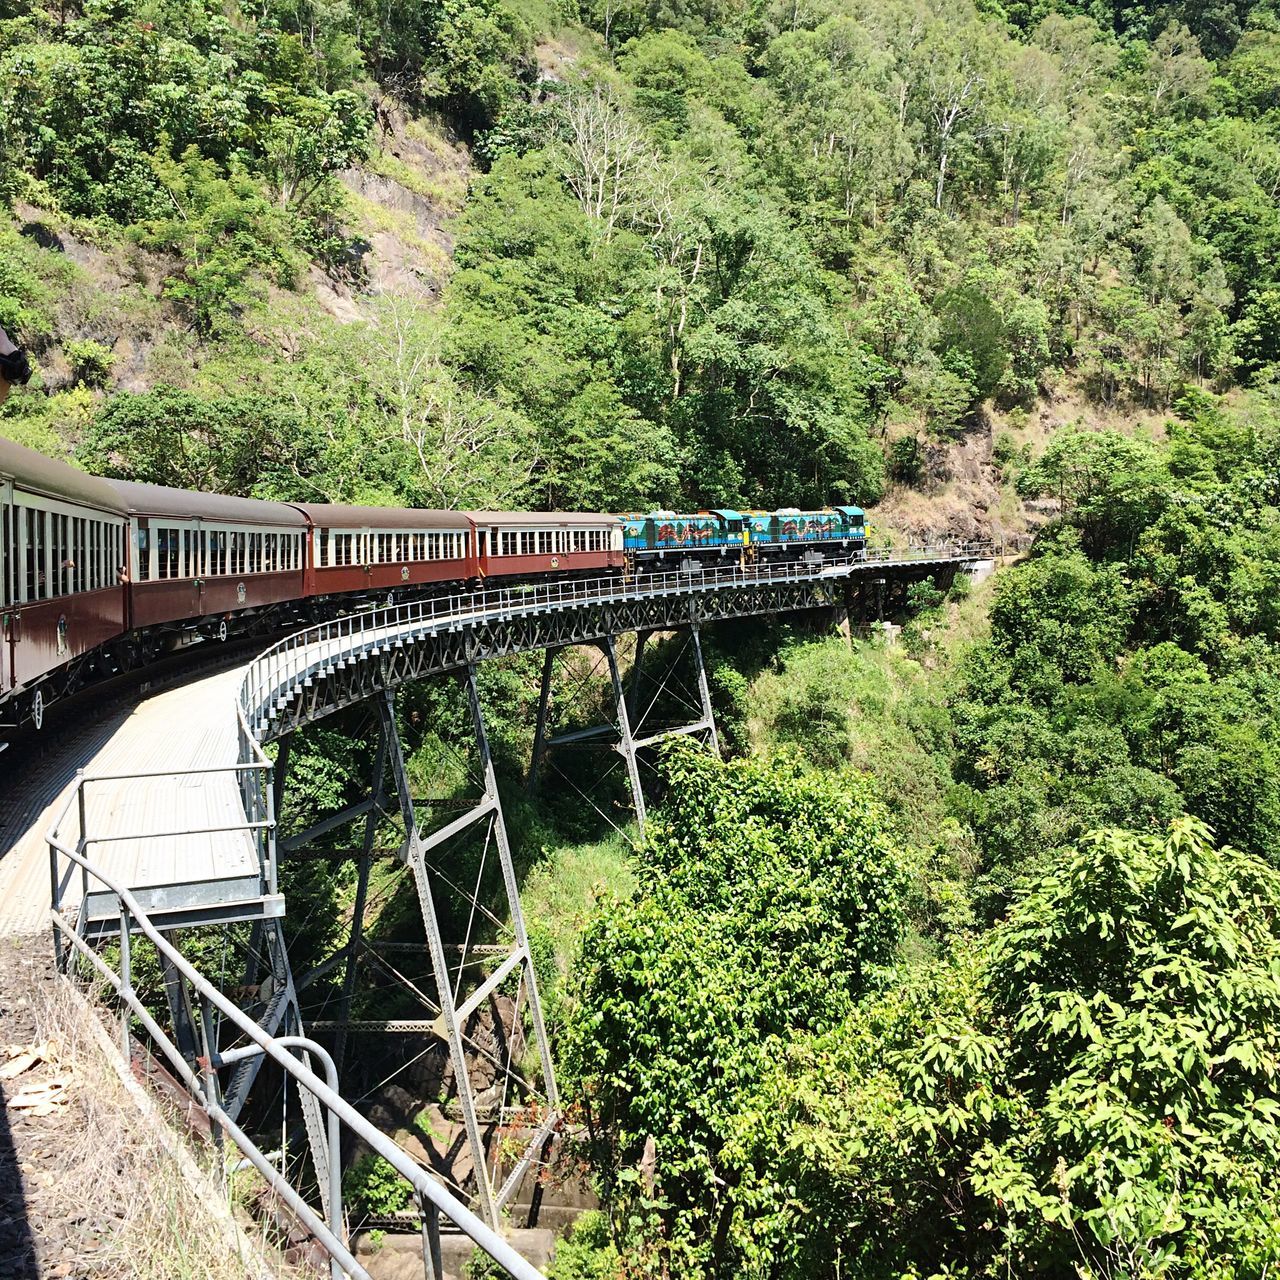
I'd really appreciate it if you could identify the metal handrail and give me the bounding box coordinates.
[47,833,544,1280]
[238,542,996,739]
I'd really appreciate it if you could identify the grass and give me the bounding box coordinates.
[365,148,468,212]
[520,834,636,1037]
[737,576,999,949]
[9,949,289,1279]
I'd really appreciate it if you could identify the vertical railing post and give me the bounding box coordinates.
[419,1192,444,1280]
[118,903,132,1058]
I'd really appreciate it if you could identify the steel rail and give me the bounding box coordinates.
[47,833,546,1280]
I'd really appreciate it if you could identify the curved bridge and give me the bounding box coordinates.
[35,541,993,1279]
[241,546,983,740]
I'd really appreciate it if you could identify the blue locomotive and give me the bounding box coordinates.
[621,506,866,568]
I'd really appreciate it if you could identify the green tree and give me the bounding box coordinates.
[566,745,906,1278]
[766,819,1280,1279]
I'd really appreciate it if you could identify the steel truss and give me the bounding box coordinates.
[528,623,720,836]
[249,558,971,742]
[274,674,560,1229]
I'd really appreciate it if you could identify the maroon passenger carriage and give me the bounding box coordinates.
[114,482,308,642]
[1,438,129,730]
[296,503,477,598]
[471,511,624,580]
[0,440,635,741]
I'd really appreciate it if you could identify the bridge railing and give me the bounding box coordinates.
[46,831,546,1280]
[239,541,995,740]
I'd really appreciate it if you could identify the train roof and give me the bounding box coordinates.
[0,436,128,514]
[469,511,621,527]
[110,481,307,527]
[289,503,464,530]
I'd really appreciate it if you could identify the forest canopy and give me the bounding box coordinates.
[2,0,1280,512]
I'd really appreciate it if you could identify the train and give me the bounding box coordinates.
[0,437,866,737]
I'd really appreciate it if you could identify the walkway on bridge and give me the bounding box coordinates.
[0,666,263,936]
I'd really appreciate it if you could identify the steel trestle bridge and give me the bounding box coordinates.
[44,542,993,1279]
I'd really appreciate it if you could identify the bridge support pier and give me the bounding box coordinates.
[380,674,559,1227]
[527,619,720,838]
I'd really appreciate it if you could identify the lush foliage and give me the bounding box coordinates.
[565,745,906,1274]
[7,0,1280,510]
[953,399,1280,912]
[757,818,1280,1279]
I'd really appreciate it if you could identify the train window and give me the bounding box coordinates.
[137,527,151,581]
[24,508,39,601]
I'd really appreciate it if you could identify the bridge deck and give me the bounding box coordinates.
[0,667,278,936]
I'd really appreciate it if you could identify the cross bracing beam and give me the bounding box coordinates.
[525,623,721,835]
[366,677,560,1229]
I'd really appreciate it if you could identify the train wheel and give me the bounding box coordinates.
[216,619,228,643]
[30,688,43,731]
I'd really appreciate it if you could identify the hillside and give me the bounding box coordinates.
[6,2,1280,1278]
[3,0,1279,536]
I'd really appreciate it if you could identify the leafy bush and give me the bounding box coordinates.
[767,818,1280,1279]
[565,745,906,1276]
[342,1154,411,1220]
[64,338,115,387]
[548,1211,621,1279]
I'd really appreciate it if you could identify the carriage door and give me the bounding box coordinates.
[192,519,207,616]
[0,479,12,691]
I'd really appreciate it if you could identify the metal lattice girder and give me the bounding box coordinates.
[375,678,560,1228]
[527,621,721,835]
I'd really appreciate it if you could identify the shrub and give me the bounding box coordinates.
[65,338,115,387]
[342,1155,411,1220]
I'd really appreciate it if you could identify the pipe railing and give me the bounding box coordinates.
[239,542,996,741]
[47,833,546,1280]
